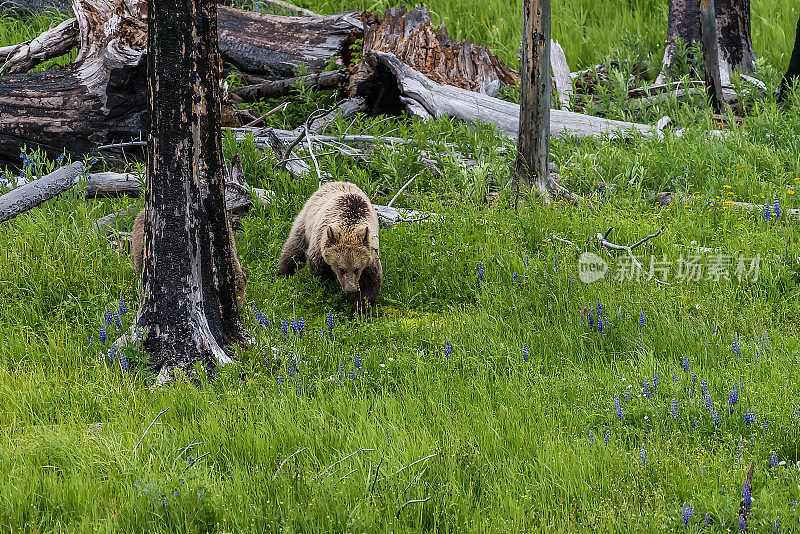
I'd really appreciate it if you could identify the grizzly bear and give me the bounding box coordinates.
[131,209,249,309]
[278,181,382,314]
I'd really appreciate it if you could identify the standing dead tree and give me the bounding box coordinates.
[657,0,755,87]
[138,0,248,380]
[514,0,570,201]
[779,11,800,102]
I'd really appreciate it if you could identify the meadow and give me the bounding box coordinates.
[2,0,800,532]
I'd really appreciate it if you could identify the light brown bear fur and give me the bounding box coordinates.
[131,209,249,309]
[278,181,381,313]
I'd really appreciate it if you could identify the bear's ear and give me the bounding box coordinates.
[360,226,369,245]
[326,225,339,245]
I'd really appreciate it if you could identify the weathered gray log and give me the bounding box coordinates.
[550,40,571,110]
[84,171,142,197]
[0,17,78,74]
[234,69,348,100]
[0,0,316,16]
[217,6,362,78]
[0,161,85,223]
[308,96,367,132]
[700,0,724,112]
[367,51,657,140]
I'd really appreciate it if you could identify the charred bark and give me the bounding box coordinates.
[779,12,800,102]
[0,2,361,166]
[217,6,362,78]
[657,0,754,86]
[701,0,724,112]
[0,0,147,168]
[138,0,247,379]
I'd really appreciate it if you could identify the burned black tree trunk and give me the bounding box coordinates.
[657,0,754,85]
[779,12,800,102]
[138,0,247,379]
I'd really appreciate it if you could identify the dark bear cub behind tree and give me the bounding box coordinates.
[279,182,382,314]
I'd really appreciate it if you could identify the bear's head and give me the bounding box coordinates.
[322,224,373,295]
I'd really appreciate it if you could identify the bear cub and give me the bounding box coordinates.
[131,209,249,309]
[278,181,382,314]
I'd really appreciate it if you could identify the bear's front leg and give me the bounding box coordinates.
[351,259,382,315]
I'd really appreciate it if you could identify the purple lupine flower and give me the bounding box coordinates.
[691,371,697,384]
[281,320,288,338]
[624,389,630,404]
[444,341,452,358]
[588,430,594,448]
[644,379,651,399]
[100,324,107,344]
[671,397,678,419]
[763,419,769,431]
[701,378,708,396]
[597,301,603,316]
[682,502,694,529]
[712,410,720,426]
[729,386,739,413]
[354,352,362,371]
[692,418,697,429]
[119,299,127,315]
[764,204,771,221]
[744,409,755,426]
[771,452,778,469]
[512,272,519,284]
[682,356,689,373]
[588,311,594,329]
[774,197,781,218]
[105,308,113,326]
[613,395,623,421]
[477,261,484,283]
[739,517,746,531]
[673,373,678,383]
[640,443,647,465]
[114,311,121,329]
[639,310,646,327]
[774,517,780,531]
[604,430,610,445]
[298,317,304,339]
[794,405,799,424]
[326,311,335,339]
[732,333,741,357]
[653,372,659,392]
[108,346,117,365]
[120,351,129,370]
[522,344,529,362]
[742,482,752,510]
[704,512,712,525]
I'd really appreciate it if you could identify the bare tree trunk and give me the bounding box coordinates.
[514,0,555,199]
[779,11,800,102]
[701,0,724,111]
[657,0,754,86]
[138,0,247,379]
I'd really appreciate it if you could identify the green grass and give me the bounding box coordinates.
[4,2,800,533]
[4,90,800,531]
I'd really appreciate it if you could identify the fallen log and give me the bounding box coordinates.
[0,17,78,74]
[0,161,85,223]
[234,69,348,101]
[0,0,317,16]
[364,51,657,140]
[349,6,517,98]
[217,6,362,78]
[0,0,362,166]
